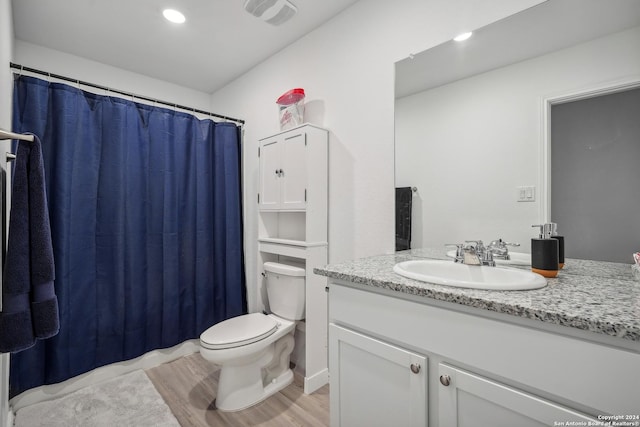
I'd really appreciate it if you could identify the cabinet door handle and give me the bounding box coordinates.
[439,374,451,386]
[410,363,421,374]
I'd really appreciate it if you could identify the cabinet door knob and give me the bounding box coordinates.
[410,363,421,374]
[439,375,451,386]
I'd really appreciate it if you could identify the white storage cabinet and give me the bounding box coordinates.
[258,131,307,211]
[257,124,329,395]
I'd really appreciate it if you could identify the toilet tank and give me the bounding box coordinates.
[264,261,306,320]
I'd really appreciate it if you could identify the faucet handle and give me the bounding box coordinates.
[488,238,520,248]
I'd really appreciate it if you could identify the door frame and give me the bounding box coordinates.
[539,76,640,223]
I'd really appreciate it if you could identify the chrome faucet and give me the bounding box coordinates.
[486,239,520,260]
[446,240,495,266]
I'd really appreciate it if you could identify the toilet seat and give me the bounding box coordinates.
[200,313,278,350]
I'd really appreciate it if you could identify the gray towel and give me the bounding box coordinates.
[0,136,58,353]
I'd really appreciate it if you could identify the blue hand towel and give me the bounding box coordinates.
[0,136,58,353]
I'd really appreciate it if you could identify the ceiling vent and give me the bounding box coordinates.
[244,0,297,26]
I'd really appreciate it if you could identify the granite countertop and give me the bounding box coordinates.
[314,248,640,342]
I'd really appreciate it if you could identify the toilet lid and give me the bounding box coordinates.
[200,313,278,350]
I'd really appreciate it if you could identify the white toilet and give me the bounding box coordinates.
[199,261,305,412]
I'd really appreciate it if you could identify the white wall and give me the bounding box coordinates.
[0,0,12,128]
[395,25,640,251]
[209,0,544,312]
[0,0,13,422]
[13,41,212,112]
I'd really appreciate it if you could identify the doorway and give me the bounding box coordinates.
[550,86,640,263]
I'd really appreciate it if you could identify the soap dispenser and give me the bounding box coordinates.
[550,223,565,269]
[531,224,559,278]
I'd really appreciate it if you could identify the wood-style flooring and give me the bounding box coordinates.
[146,353,330,427]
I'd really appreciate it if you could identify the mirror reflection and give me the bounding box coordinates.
[394,0,640,263]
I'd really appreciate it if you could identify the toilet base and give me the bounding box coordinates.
[215,368,293,412]
[201,314,297,412]
[213,330,296,412]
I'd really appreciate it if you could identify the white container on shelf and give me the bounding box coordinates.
[277,88,305,130]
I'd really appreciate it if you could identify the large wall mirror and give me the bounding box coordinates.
[394,0,640,263]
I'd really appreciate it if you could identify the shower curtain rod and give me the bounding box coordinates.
[9,62,245,125]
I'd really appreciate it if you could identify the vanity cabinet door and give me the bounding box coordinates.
[438,363,595,427]
[329,324,427,427]
[258,131,307,211]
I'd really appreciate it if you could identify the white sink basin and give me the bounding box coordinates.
[393,259,546,290]
[446,250,531,266]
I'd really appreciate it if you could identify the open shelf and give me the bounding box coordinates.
[258,238,327,258]
[258,237,328,247]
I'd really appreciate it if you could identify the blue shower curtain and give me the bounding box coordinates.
[9,75,246,396]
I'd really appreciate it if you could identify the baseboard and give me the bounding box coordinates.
[303,368,328,394]
[5,408,13,427]
[9,339,200,411]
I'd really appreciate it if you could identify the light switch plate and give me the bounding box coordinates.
[517,186,535,202]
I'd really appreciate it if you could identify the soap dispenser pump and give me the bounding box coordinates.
[531,224,559,278]
[550,223,565,269]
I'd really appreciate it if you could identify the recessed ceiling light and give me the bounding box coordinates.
[163,9,186,24]
[453,32,473,42]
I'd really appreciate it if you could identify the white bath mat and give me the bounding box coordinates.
[14,370,180,427]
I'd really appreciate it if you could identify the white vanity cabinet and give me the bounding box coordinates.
[328,283,640,427]
[329,324,428,427]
